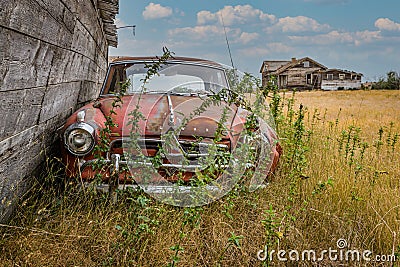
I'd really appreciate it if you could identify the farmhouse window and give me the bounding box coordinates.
[327,74,333,80]
[339,74,345,80]
[303,61,310,68]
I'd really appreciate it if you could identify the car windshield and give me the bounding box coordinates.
[104,62,229,95]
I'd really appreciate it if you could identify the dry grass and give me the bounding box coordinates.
[1,89,399,266]
[290,90,400,136]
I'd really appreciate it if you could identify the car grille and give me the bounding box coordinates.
[107,137,231,172]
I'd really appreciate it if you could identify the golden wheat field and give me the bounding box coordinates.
[292,90,400,134]
[0,89,399,266]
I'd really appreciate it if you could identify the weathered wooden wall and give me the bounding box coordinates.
[0,0,118,222]
[281,67,322,89]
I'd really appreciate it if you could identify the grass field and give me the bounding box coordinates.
[1,89,399,266]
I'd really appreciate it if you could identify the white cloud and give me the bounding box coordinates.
[197,5,276,26]
[354,30,382,45]
[288,30,381,46]
[266,16,330,33]
[169,24,255,45]
[238,47,269,57]
[168,25,225,40]
[197,10,217,25]
[237,32,259,44]
[375,18,400,31]
[175,8,185,17]
[267,42,293,53]
[238,42,292,57]
[142,3,173,20]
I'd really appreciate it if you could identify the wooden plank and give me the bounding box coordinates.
[0,1,18,29]
[34,0,76,34]
[0,126,48,222]
[65,0,110,55]
[0,125,38,160]
[38,81,81,123]
[78,80,102,105]
[5,0,74,49]
[47,48,106,85]
[0,29,54,92]
[0,0,119,223]
[0,88,45,142]
[0,26,107,91]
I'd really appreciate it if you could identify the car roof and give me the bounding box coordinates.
[109,56,224,68]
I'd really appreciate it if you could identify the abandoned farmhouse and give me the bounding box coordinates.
[260,57,363,90]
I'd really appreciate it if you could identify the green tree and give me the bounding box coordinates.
[386,71,400,89]
[372,71,400,90]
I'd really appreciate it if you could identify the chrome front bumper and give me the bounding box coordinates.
[80,156,230,173]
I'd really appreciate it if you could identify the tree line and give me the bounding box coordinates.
[372,71,400,90]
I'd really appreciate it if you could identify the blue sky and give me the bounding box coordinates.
[110,0,400,81]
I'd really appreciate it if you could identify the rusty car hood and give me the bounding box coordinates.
[98,93,244,138]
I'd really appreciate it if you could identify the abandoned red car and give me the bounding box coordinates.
[60,56,281,194]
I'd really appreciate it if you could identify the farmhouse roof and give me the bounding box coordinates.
[275,57,327,74]
[259,60,291,73]
[260,57,328,74]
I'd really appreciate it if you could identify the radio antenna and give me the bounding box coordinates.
[220,14,235,70]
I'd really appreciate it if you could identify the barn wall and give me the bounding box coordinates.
[280,67,322,89]
[0,0,118,222]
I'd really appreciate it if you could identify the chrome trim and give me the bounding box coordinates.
[108,138,229,148]
[165,152,223,158]
[167,94,175,127]
[81,158,229,172]
[106,138,229,160]
[64,122,95,156]
[89,137,232,173]
[111,154,121,173]
[76,110,86,122]
[89,183,226,194]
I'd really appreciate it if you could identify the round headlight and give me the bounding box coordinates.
[64,123,95,156]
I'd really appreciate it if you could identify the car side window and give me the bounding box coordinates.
[108,65,128,94]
